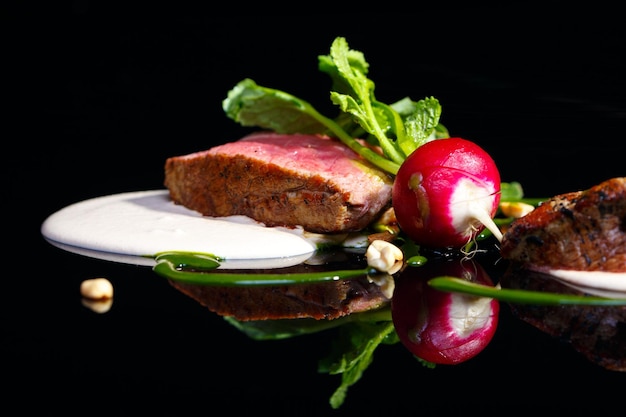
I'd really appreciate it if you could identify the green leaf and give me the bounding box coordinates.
[400,96,443,155]
[499,181,547,206]
[318,45,369,97]
[325,37,406,165]
[222,78,330,134]
[500,181,525,200]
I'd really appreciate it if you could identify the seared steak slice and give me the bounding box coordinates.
[500,177,626,272]
[501,265,626,372]
[164,132,393,233]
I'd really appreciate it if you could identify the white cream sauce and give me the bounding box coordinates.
[546,268,626,299]
[41,190,318,268]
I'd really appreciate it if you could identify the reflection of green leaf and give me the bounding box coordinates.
[225,307,397,409]
[223,316,349,340]
[319,321,397,409]
[224,307,393,340]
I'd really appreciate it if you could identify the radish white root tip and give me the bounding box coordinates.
[469,204,503,242]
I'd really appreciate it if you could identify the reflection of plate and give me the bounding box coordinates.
[41,190,317,269]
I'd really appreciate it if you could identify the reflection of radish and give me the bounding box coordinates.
[391,259,499,365]
[392,137,502,249]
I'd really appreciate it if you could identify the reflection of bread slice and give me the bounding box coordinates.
[164,132,393,234]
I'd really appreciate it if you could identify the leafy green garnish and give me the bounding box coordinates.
[222,36,447,175]
[223,78,334,135]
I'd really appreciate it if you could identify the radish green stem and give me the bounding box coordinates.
[428,277,626,306]
[153,252,375,286]
[269,91,401,173]
[153,253,626,306]
[317,111,401,174]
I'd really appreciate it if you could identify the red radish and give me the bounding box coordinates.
[391,259,500,365]
[392,137,502,249]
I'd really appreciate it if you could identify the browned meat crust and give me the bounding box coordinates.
[500,177,626,272]
[501,265,626,372]
[168,275,390,321]
[164,133,393,234]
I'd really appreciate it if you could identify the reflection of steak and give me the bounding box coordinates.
[500,266,626,371]
[500,177,626,272]
[168,266,390,321]
[164,132,393,234]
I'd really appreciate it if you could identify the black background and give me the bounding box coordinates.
[6,6,626,415]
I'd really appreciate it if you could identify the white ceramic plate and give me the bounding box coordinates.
[41,190,319,269]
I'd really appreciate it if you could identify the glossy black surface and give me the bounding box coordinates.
[9,8,626,415]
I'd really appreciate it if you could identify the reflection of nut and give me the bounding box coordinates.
[80,278,114,300]
[367,273,395,299]
[81,297,113,314]
[366,240,403,274]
